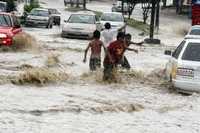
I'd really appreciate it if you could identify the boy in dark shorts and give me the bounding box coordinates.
[121,33,143,69]
[83,30,106,71]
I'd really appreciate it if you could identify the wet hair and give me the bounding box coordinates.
[125,33,132,39]
[117,32,125,40]
[104,22,111,29]
[93,30,101,39]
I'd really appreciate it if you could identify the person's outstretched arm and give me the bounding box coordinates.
[83,43,91,63]
[129,41,144,46]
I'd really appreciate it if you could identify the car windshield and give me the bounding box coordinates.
[0,3,6,12]
[190,29,200,35]
[0,14,12,27]
[182,43,200,61]
[68,14,95,24]
[101,13,124,22]
[30,9,49,16]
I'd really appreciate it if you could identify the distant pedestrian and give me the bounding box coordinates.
[83,30,107,71]
[101,22,126,47]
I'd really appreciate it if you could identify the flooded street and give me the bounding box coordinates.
[0,0,200,133]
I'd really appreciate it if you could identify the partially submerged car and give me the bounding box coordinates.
[185,25,200,39]
[62,11,102,39]
[48,8,61,25]
[165,38,200,93]
[25,8,54,28]
[0,12,22,46]
[100,12,126,32]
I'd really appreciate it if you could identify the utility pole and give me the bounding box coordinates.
[83,0,86,10]
[122,0,124,15]
[145,0,161,44]
[155,0,160,32]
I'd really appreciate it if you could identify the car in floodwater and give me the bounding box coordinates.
[165,38,200,93]
[185,25,200,39]
[48,8,61,26]
[61,11,102,39]
[25,8,54,28]
[100,12,126,32]
[0,12,22,46]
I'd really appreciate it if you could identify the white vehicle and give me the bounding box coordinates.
[165,39,200,93]
[112,1,129,13]
[62,11,102,39]
[185,25,200,39]
[100,12,126,32]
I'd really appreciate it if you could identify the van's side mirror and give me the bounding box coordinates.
[164,50,172,56]
[64,20,67,23]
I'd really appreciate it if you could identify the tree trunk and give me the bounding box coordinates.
[76,0,80,8]
[150,0,156,39]
[83,0,86,10]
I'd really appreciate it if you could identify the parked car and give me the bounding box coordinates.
[0,12,22,46]
[100,12,126,32]
[112,1,129,13]
[62,11,102,39]
[48,8,61,26]
[0,1,7,12]
[165,38,200,93]
[25,8,53,28]
[185,25,200,39]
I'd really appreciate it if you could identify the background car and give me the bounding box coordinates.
[25,8,53,28]
[0,12,22,46]
[100,12,126,32]
[165,39,200,93]
[112,1,129,13]
[62,11,102,39]
[48,8,61,26]
[185,25,200,39]
[0,1,7,12]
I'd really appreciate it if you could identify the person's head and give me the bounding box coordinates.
[125,33,132,43]
[104,22,111,30]
[117,32,125,42]
[93,30,101,39]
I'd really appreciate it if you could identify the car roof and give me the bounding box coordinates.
[191,25,200,29]
[0,12,12,16]
[48,8,57,11]
[185,38,200,43]
[72,11,95,15]
[32,8,49,11]
[102,12,123,15]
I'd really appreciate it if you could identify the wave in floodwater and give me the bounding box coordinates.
[0,32,39,52]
